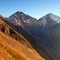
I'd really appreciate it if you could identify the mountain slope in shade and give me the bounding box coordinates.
[23,13,60,60]
[24,13,60,60]
[0,15,45,60]
[8,12,60,60]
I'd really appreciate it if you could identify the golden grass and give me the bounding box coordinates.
[0,31,45,60]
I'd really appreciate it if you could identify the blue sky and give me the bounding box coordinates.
[0,0,60,19]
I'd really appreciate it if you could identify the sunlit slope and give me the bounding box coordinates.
[0,31,44,60]
[0,16,45,60]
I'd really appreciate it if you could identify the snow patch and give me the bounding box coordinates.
[49,14,60,23]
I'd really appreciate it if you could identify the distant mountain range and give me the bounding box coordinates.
[9,12,60,25]
[0,11,60,60]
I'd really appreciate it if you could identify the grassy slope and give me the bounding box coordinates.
[0,31,44,60]
[0,16,45,60]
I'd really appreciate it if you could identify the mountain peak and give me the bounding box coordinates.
[46,13,59,17]
[38,13,60,26]
[9,11,37,25]
[15,11,25,15]
[46,13,54,15]
[46,13,60,23]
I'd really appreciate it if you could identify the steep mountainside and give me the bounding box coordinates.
[24,13,60,60]
[0,15,44,60]
[9,12,60,60]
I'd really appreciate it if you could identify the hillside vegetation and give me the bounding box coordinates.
[0,16,44,60]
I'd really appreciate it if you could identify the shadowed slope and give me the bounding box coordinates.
[8,12,60,60]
